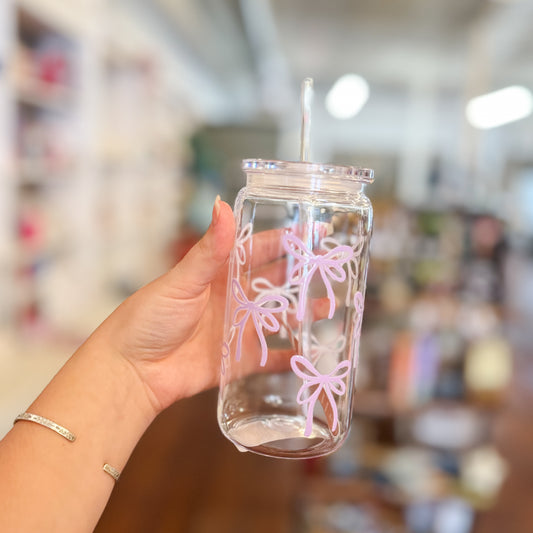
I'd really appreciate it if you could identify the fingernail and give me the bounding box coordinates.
[212,195,221,225]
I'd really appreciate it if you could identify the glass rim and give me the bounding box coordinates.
[242,159,374,184]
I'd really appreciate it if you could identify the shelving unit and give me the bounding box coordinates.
[296,203,513,532]
[94,49,186,293]
[10,7,79,333]
[0,0,16,325]
[0,0,216,442]
[0,0,196,340]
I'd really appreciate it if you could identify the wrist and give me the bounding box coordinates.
[78,331,161,425]
[2,330,161,531]
[26,332,159,476]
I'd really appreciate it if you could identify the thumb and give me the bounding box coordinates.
[167,197,235,298]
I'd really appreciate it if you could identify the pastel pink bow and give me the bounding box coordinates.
[283,234,353,321]
[290,355,351,437]
[220,340,231,376]
[235,222,252,267]
[322,235,365,306]
[231,279,289,367]
[353,291,365,366]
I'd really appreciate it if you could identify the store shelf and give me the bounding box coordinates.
[17,158,74,185]
[14,76,75,112]
[0,1,192,337]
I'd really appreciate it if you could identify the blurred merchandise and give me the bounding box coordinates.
[410,406,488,451]
[314,201,516,533]
[295,477,405,533]
[464,336,512,405]
[407,498,474,533]
[461,446,507,503]
[0,3,192,338]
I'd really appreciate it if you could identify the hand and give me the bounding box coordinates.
[88,199,331,416]
[93,198,236,412]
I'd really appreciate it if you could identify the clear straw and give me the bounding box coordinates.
[299,77,314,161]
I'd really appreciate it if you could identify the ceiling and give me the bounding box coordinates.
[125,0,533,210]
[144,0,533,112]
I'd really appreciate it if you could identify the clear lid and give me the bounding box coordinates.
[242,159,374,184]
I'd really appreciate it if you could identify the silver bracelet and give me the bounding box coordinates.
[103,463,121,482]
[14,412,76,442]
[14,412,121,482]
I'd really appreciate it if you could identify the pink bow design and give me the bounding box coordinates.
[352,291,365,367]
[231,279,289,367]
[220,340,231,376]
[310,333,347,364]
[283,234,353,321]
[322,235,364,306]
[235,223,253,267]
[290,355,351,437]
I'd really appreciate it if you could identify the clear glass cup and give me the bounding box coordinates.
[218,159,374,459]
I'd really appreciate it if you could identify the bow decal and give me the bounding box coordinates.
[282,234,353,321]
[235,222,253,267]
[353,291,365,367]
[290,355,351,437]
[231,279,289,367]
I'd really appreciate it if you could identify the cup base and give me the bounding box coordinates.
[222,413,344,459]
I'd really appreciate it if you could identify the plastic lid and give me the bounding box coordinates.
[242,159,374,184]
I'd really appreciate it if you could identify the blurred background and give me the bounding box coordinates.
[1,0,533,531]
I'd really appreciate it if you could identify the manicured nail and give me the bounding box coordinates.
[212,195,221,225]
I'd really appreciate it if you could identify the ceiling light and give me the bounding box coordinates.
[326,74,369,120]
[466,85,533,129]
